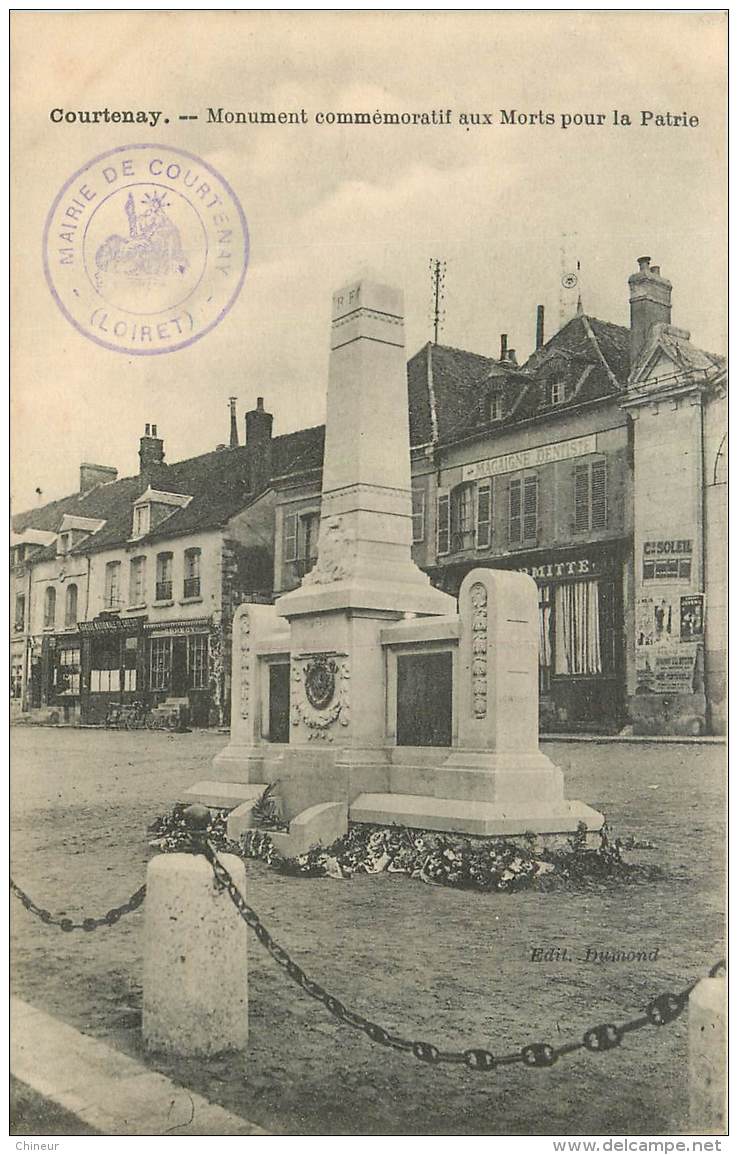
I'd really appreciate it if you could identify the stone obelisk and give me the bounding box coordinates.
[276,279,454,618]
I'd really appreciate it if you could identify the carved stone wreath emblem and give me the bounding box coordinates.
[291,654,350,741]
[304,656,337,711]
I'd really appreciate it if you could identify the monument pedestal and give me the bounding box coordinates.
[202,277,603,847]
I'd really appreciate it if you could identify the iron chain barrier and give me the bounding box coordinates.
[10,877,146,932]
[9,803,726,1071]
[200,840,727,1071]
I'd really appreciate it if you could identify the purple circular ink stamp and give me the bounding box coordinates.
[43,144,249,355]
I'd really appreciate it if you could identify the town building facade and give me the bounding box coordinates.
[621,259,727,734]
[12,257,725,736]
[11,414,275,727]
[402,324,634,734]
[271,257,725,736]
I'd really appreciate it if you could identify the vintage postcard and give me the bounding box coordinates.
[10,10,727,1143]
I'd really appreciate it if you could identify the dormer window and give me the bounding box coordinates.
[55,515,106,555]
[489,393,503,421]
[133,505,150,538]
[550,381,568,405]
[131,487,192,540]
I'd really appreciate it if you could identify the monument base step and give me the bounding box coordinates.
[349,792,604,837]
[181,781,269,810]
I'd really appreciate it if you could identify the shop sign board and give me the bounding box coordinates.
[642,539,693,581]
[518,555,607,581]
[145,618,212,637]
[461,433,597,482]
[79,615,147,634]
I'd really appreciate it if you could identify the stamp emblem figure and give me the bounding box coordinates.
[43,144,249,355]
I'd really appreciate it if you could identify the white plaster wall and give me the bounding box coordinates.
[632,399,703,584]
[29,554,90,636]
[86,530,223,624]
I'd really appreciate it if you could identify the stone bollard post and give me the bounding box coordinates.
[689,975,727,1133]
[142,805,249,1056]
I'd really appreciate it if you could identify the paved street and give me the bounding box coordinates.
[10,727,726,1136]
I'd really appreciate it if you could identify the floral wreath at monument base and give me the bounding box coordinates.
[149,808,660,895]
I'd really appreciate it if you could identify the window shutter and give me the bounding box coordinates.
[476,481,492,548]
[523,475,538,541]
[437,492,450,555]
[591,460,607,529]
[411,488,425,543]
[509,478,522,543]
[574,463,590,532]
[283,512,298,562]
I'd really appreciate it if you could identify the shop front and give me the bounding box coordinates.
[143,617,216,727]
[430,541,629,734]
[48,633,83,723]
[79,615,147,726]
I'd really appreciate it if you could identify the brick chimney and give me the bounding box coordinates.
[79,463,117,494]
[228,396,239,448]
[245,398,273,494]
[535,305,545,350]
[628,256,672,367]
[139,423,165,480]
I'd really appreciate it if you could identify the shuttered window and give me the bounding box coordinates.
[437,492,450,555]
[283,512,298,563]
[523,475,538,540]
[476,480,492,548]
[574,459,608,532]
[591,460,607,529]
[509,479,521,544]
[509,474,538,544]
[411,488,426,543]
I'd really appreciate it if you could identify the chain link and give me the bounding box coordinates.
[204,842,726,1072]
[10,877,146,931]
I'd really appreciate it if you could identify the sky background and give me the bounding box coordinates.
[11,11,726,512]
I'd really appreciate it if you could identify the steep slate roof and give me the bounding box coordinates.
[271,424,325,478]
[519,314,630,412]
[630,322,726,386]
[406,316,631,449]
[407,342,508,447]
[12,425,326,555]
